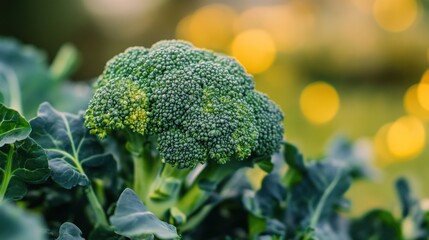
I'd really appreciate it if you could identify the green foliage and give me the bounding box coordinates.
[0,103,31,147]
[0,38,90,117]
[0,38,53,116]
[0,202,47,240]
[2,38,429,240]
[110,188,179,240]
[30,102,117,190]
[0,138,50,201]
[0,103,49,201]
[30,102,116,227]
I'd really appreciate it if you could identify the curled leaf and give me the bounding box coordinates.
[110,188,179,240]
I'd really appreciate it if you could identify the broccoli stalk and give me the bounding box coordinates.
[84,40,284,221]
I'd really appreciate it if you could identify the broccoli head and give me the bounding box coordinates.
[85,40,284,168]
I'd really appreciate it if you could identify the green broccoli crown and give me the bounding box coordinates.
[85,40,284,168]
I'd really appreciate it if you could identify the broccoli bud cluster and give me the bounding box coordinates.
[85,40,284,168]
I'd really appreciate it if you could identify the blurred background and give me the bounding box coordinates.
[1,0,429,215]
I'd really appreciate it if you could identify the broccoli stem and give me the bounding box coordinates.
[126,136,159,202]
[149,163,190,200]
[0,144,14,202]
[145,163,191,218]
[177,161,241,217]
[85,185,109,227]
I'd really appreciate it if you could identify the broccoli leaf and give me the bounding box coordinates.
[110,188,179,240]
[350,209,401,240]
[0,138,50,201]
[243,174,286,218]
[0,202,47,240]
[395,178,429,239]
[30,102,117,189]
[57,222,84,240]
[326,135,375,179]
[0,38,54,117]
[88,226,124,240]
[0,103,31,147]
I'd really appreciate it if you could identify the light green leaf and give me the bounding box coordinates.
[110,188,179,240]
[30,102,117,189]
[0,103,31,147]
[0,138,50,201]
[0,202,47,240]
[56,222,84,240]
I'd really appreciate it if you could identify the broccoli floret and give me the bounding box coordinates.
[85,40,283,168]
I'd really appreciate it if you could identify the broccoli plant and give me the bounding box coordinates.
[84,40,284,220]
[2,38,428,240]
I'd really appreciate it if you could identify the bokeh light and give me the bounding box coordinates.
[373,0,418,32]
[176,4,236,51]
[417,70,429,111]
[387,116,426,160]
[230,29,276,74]
[404,84,429,121]
[374,123,394,165]
[351,0,374,13]
[234,4,314,52]
[417,83,429,111]
[299,82,340,125]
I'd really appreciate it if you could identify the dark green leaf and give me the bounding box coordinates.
[395,178,429,239]
[0,103,31,147]
[283,142,305,173]
[255,157,274,173]
[57,222,84,240]
[283,143,306,187]
[30,103,117,189]
[0,138,50,201]
[49,158,88,189]
[350,209,401,240]
[247,215,285,239]
[396,177,413,218]
[0,202,47,240]
[262,219,286,238]
[248,214,267,239]
[198,179,217,192]
[110,188,179,240]
[243,174,286,218]
[89,226,124,240]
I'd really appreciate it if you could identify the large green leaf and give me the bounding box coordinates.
[56,222,84,240]
[0,38,90,117]
[110,188,179,240]
[30,102,117,189]
[0,202,47,240]
[0,38,54,117]
[0,138,50,201]
[0,103,31,147]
